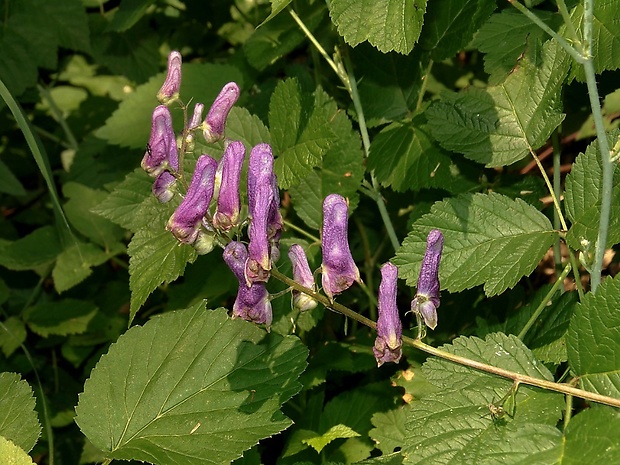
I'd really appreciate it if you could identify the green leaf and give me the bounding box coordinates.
[63,182,126,250]
[419,0,497,61]
[328,0,427,54]
[566,275,620,399]
[561,408,620,463]
[0,317,27,358]
[0,226,62,271]
[426,40,569,167]
[263,0,294,23]
[358,453,403,465]
[24,299,98,337]
[401,333,564,464]
[393,192,556,296]
[0,160,26,196]
[578,88,620,138]
[370,408,408,455]
[568,0,620,80]
[0,437,36,465]
[564,130,620,251]
[75,305,308,465]
[0,373,41,453]
[303,425,361,453]
[53,242,121,293]
[96,63,243,149]
[367,117,478,193]
[109,0,156,32]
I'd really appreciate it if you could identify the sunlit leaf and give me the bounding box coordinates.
[0,373,41,453]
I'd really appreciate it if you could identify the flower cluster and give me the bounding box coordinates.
[143,51,445,356]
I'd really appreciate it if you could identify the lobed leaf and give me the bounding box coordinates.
[393,192,556,297]
[566,275,620,399]
[426,40,569,167]
[0,373,41,453]
[75,304,308,465]
[328,0,427,54]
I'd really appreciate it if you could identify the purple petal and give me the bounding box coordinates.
[213,141,245,231]
[152,171,177,203]
[142,105,178,176]
[157,51,182,104]
[373,262,402,366]
[289,244,317,311]
[204,82,240,143]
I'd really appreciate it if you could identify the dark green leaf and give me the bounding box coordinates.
[0,160,26,196]
[53,242,122,293]
[0,373,41,453]
[24,299,98,337]
[0,226,62,271]
[370,408,408,455]
[75,305,308,465]
[0,317,27,358]
[109,0,156,32]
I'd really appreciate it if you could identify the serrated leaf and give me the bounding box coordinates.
[0,436,36,465]
[566,275,620,399]
[0,318,27,358]
[561,408,620,463]
[303,425,360,453]
[0,226,62,271]
[367,118,478,193]
[370,408,408,455]
[96,63,243,149]
[63,182,126,250]
[426,40,569,167]
[75,305,308,465]
[24,299,98,337]
[0,373,41,453]
[393,192,556,296]
[564,130,620,251]
[472,9,559,84]
[419,0,497,61]
[328,0,427,54]
[53,242,121,293]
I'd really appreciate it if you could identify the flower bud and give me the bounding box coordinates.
[166,155,217,246]
[245,143,275,285]
[411,229,444,330]
[142,105,178,177]
[157,51,182,105]
[288,244,317,311]
[223,242,272,329]
[321,194,361,301]
[213,141,245,231]
[152,171,177,203]
[184,103,205,151]
[203,82,240,143]
[373,262,402,366]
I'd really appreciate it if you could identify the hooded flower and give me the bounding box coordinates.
[152,171,177,203]
[184,102,205,151]
[142,105,178,177]
[245,143,275,285]
[157,51,182,104]
[288,244,317,312]
[321,194,361,301]
[373,262,402,366]
[411,229,444,330]
[203,82,240,143]
[223,241,273,329]
[166,155,217,246]
[213,141,245,231]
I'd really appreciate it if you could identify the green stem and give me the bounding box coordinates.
[517,262,572,340]
[563,391,574,430]
[415,59,434,111]
[530,149,569,231]
[271,269,620,408]
[555,0,581,48]
[283,219,320,244]
[568,250,585,300]
[37,84,79,151]
[551,130,563,276]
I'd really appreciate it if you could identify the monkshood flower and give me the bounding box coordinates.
[184,102,204,151]
[166,155,217,247]
[223,241,273,329]
[213,141,245,231]
[321,194,361,301]
[373,262,402,366]
[411,229,444,330]
[152,171,177,203]
[246,143,276,285]
[203,82,240,143]
[141,105,178,177]
[288,244,318,312]
[157,51,182,104]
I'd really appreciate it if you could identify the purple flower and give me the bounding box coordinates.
[213,141,245,231]
[245,143,276,285]
[203,82,240,143]
[268,174,283,262]
[152,171,177,203]
[223,241,272,329]
[166,155,218,246]
[411,229,444,330]
[157,51,182,104]
[373,262,402,366]
[321,194,361,301]
[184,103,205,151]
[142,105,178,177]
[288,244,317,311]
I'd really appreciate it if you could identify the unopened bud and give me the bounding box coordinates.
[411,229,444,330]
[203,82,240,143]
[157,51,182,105]
[213,141,245,231]
[142,105,178,177]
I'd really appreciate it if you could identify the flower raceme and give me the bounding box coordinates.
[373,262,402,366]
[411,229,444,330]
[157,51,182,105]
[213,141,245,231]
[288,244,318,311]
[321,194,361,301]
[203,82,240,143]
[223,241,273,329]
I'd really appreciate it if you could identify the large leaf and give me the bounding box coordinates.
[560,408,620,463]
[419,0,497,61]
[402,333,564,464]
[75,305,308,465]
[564,130,620,251]
[0,373,41,453]
[52,242,121,293]
[426,40,569,167]
[0,437,36,465]
[328,0,427,54]
[393,192,556,297]
[0,226,62,271]
[24,299,98,337]
[566,274,620,399]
